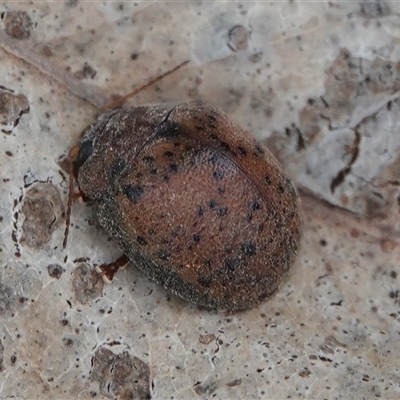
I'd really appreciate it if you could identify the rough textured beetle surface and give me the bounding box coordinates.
[76,101,301,311]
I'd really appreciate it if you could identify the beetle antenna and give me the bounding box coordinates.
[101,59,189,111]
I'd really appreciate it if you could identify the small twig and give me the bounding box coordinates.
[101,59,189,111]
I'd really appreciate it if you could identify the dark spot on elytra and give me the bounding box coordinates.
[150,168,157,175]
[220,141,230,151]
[237,146,247,156]
[265,176,272,185]
[158,249,171,260]
[195,125,205,131]
[277,185,285,194]
[164,151,174,158]
[163,176,170,183]
[209,154,218,165]
[241,240,256,256]
[246,213,253,222]
[123,185,144,203]
[143,155,155,164]
[204,259,213,267]
[110,158,126,179]
[169,163,179,173]
[213,170,224,181]
[193,234,201,243]
[208,200,216,208]
[198,275,213,288]
[225,258,239,272]
[137,236,147,245]
[250,200,260,211]
[218,187,225,193]
[198,206,204,216]
[218,207,228,216]
[258,224,264,232]
[185,145,193,152]
[210,133,218,141]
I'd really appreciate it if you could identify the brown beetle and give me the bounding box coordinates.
[69,96,301,311]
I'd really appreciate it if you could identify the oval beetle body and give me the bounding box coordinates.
[76,101,301,311]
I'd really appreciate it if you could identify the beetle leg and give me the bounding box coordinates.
[95,254,130,284]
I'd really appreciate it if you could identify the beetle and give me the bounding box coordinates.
[67,95,301,311]
[63,61,301,311]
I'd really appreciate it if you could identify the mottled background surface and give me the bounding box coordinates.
[1,1,400,399]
